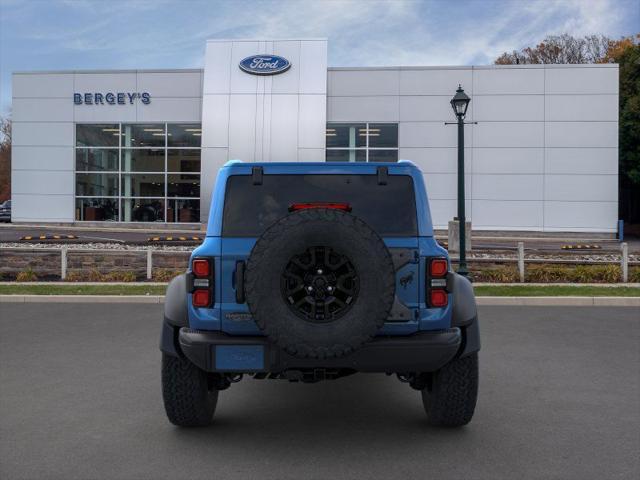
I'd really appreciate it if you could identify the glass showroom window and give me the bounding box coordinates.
[326,123,398,162]
[75,123,201,222]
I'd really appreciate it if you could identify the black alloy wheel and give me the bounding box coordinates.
[281,246,359,323]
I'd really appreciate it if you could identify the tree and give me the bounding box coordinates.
[495,34,640,225]
[605,35,640,225]
[495,34,610,64]
[603,35,640,184]
[0,116,10,202]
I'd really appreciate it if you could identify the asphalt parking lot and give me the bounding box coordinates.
[1,304,638,480]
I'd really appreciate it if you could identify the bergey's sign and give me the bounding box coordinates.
[74,92,151,105]
[239,55,291,75]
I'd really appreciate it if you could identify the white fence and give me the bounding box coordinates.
[1,243,637,283]
[0,246,190,280]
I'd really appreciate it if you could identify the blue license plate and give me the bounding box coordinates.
[215,345,264,371]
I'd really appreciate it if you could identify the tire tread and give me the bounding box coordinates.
[161,353,218,427]
[422,353,479,427]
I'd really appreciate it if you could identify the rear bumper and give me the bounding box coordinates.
[176,327,462,374]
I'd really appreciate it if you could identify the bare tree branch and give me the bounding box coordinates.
[494,34,611,64]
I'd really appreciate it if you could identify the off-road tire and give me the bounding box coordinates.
[245,208,395,359]
[422,353,478,427]
[161,353,218,427]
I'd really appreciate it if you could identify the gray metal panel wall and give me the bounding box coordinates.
[327,64,619,233]
[200,39,328,222]
[11,70,203,223]
[11,60,619,233]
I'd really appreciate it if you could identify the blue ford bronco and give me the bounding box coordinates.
[160,160,479,427]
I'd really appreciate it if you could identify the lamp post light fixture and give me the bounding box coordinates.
[448,85,473,277]
[450,84,470,118]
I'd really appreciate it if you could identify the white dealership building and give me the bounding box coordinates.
[11,38,619,232]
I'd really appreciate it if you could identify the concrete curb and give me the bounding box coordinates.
[476,296,640,306]
[0,223,203,234]
[0,281,169,286]
[1,295,639,306]
[472,282,640,288]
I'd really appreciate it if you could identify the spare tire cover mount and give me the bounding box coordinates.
[245,208,396,359]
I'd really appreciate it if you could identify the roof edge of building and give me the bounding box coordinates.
[13,62,618,76]
[12,68,204,75]
[206,38,328,42]
[328,63,618,71]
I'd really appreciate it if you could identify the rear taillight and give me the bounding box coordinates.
[430,258,448,277]
[289,202,352,212]
[190,257,213,308]
[192,259,210,277]
[192,289,211,308]
[427,257,448,308]
[429,289,448,307]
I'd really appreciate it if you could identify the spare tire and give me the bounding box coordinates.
[245,208,395,359]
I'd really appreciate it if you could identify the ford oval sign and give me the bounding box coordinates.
[239,55,291,75]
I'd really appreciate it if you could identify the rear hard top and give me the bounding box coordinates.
[206,161,434,238]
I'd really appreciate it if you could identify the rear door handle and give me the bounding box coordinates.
[234,261,246,304]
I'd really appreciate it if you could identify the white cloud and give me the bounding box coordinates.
[193,0,630,67]
[1,0,636,114]
[332,0,630,66]
[554,0,628,37]
[6,0,633,66]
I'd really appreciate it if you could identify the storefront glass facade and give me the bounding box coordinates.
[75,123,201,222]
[325,123,398,162]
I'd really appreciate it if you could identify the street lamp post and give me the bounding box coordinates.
[449,85,472,277]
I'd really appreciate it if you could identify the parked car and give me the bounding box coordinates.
[0,200,11,222]
[160,161,480,427]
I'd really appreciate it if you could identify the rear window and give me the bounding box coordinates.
[222,174,417,237]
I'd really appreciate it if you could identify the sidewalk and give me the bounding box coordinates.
[476,296,640,306]
[473,282,640,287]
[0,281,169,286]
[0,223,204,233]
[2,281,639,287]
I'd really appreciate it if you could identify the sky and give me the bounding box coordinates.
[0,0,638,115]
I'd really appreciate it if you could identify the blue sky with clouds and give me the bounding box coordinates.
[1,0,638,115]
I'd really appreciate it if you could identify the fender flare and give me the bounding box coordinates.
[164,274,189,327]
[448,272,476,327]
[160,274,189,357]
[447,272,480,357]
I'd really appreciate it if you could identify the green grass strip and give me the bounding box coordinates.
[474,285,640,297]
[0,284,167,296]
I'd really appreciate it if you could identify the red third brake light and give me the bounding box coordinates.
[289,202,352,212]
[192,259,210,277]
